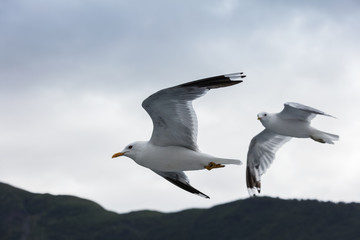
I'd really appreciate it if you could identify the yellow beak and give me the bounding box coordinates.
[257,117,261,120]
[112,152,124,158]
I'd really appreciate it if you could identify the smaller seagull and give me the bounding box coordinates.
[112,72,245,198]
[246,102,339,196]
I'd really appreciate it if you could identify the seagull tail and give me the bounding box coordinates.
[217,158,242,165]
[311,130,339,144]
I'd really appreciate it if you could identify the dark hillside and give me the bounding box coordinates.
[1,182,359,240]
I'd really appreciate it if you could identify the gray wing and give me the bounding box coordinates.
[142,72,245,151]
[246,129,291,196]
[279,102,334,122]
[152,170,210,198]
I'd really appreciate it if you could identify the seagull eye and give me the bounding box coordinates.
[264,114,267,117]
[128,145,133,149]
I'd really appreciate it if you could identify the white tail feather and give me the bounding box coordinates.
[217,158,242,165]
[311,130,339,144]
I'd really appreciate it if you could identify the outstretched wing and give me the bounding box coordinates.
[246,129,291,196]
[152,170,210,199]
[142,72,245,151]
[279,102,335,122]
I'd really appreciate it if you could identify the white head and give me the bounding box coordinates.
[257,112,272,127]
[112,141,146,160]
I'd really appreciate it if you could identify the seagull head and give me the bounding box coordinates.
[112,141,146,160]
[257,112,269,120]
[257,112,272,127]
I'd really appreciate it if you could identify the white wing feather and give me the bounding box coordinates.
[142,73,245,151]
[142,87,203,151]
[279,102,334,122]
[246,129,291,195]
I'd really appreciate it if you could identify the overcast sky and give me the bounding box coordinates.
[1,0,359,213]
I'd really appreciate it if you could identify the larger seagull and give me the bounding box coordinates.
[246,102,339,196]
[112,73,246,198]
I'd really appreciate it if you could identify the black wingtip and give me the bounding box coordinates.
[178,72,246,89]
[164,177,210,199]
[225,72,246,80]
[246,166,261,196]
[199,193,211,199]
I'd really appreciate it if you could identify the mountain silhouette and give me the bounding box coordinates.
[1,182,359,240]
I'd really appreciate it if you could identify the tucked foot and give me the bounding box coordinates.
[204,162,225,170]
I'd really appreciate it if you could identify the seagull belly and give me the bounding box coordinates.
[135,145,212,172]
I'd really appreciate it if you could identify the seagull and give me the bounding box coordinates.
[112,72,246,198]
[246,102,339,196]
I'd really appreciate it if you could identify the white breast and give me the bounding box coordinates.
[134,143,212,171]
